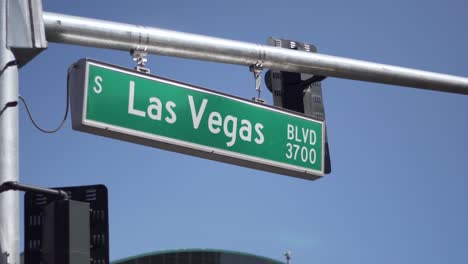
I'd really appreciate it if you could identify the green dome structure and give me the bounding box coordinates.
[112,249,285,264]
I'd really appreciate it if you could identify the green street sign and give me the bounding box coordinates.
[70,59,325,180]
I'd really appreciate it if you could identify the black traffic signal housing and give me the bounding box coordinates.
[265,37,331,174]
[42,199,90,264]
[25,185,109,264]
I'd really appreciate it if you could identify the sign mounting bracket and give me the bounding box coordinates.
[130,47,150,74]
[249,62,264,103]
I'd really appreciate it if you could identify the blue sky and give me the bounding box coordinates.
[17,0,468,263]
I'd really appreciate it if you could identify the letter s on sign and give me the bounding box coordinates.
[93,76,103,94]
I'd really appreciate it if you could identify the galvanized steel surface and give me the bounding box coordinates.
[43,11,468,95]
[0,0,19,263]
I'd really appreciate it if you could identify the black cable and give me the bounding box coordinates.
[19,68,71,134]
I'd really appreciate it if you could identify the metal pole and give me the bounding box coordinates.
[0,0,19,263]
[43,12,468,95]
[284,250,291,264]
[0,181,69,200]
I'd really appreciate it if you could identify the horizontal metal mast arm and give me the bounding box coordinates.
[0,181,69,200]
[43,12,468,95]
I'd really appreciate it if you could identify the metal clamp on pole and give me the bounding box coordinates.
[0,181,69,200]
[130,47,150,74]
[250,62,265,103]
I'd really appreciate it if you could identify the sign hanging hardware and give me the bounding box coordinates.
[130,47,150,74]
[250,62,265,103]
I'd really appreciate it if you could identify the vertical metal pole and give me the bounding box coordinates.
[284,250,291,264]
[0,0,20,263]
